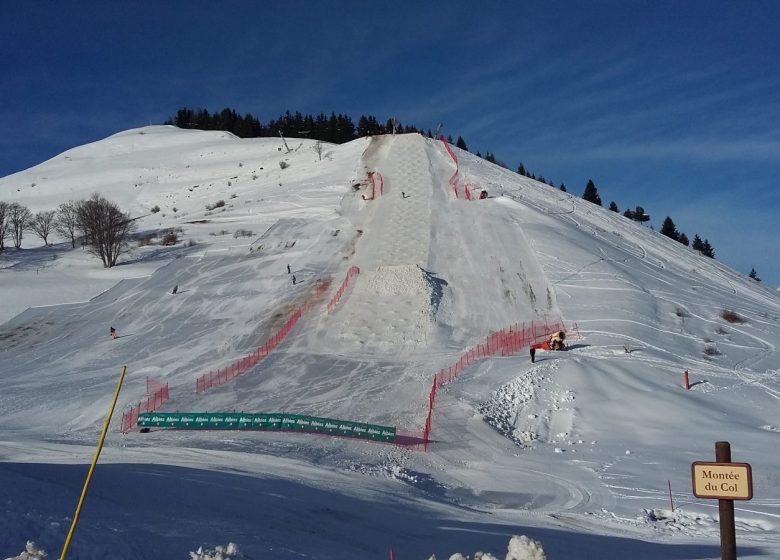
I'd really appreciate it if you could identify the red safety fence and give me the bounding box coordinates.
[439,137,486,202]
[327,266,360,314]
[439,137,460,198]
[421,320,578,450]
[361,171,384,201]
[147,376,165,395]
[120,378,170,433]
[195,278,332,394]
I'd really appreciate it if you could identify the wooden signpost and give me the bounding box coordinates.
[691,441,753,560]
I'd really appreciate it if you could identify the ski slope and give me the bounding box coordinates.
[1,127,780,559]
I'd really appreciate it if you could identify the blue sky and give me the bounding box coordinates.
[2,1,779,286]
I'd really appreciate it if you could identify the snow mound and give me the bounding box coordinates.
[4,541,48,560]
[189,542,242,560]
[478,373,542,446]
[364,264,432,297]
[336,264,437,353]
[506,535,547,560]
[433,535,547,560]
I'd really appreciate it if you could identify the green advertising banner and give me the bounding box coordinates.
[137,412,396,443]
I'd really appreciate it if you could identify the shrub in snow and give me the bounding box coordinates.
[206,200,226,211]
[703,344,721,357]
[720,309,746,324]
[189,543,242,560]
[430,535,546,560]
[279,160,289,169]
[151,205,161,213]
[4,541,49,560]
[161,232,178,245]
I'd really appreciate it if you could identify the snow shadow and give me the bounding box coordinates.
[0,244,66,272]
[0,462,743,560]
[420,266,448,314]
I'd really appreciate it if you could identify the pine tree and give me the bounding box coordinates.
[749,268,761,281]
[660,216,679,240]
[701,239,715,258]
[631,206,650,222]
[623,208,634,220]
[609,201,619,212]
[582,180,602,206]
[560,184,567,192]
[456,136,468,151]
[678,232,689,246]
[517,163,526,176]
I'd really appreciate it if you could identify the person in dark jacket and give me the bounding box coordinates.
[530,347,536,363]
[110,326,118,339]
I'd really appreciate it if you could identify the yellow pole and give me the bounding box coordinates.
[60,365,127,560]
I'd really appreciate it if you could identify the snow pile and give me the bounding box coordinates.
[3,542,48,560]
[432,535,546,560]
[505,536,547,560]
[643,508,723,534]
[337,264,437,352]
[189,543,242,560]
[478,373,542,446]
[363,264,429,297]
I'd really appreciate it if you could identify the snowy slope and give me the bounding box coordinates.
[1,127,780,559]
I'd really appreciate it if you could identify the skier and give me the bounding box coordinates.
[530,346,536,363]
[292,275,297,285]
[287,264,291,274]
[171,284,178,295]
[110,326,118,340]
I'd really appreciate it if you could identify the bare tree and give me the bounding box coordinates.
[76,193,136,267]
[313,140,324,161]
[54,201,80,248]
[29,210,57,246]
[8,203,32,249]
[0,201,9,250]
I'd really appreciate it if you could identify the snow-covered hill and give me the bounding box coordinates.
[1,127,779,559]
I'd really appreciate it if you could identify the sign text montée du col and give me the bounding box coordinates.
[691,462,753,501]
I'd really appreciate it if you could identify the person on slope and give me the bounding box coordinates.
[110,326,118,340]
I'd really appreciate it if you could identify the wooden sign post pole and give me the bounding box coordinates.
[691,441,752,560]
[716,441,737,560]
